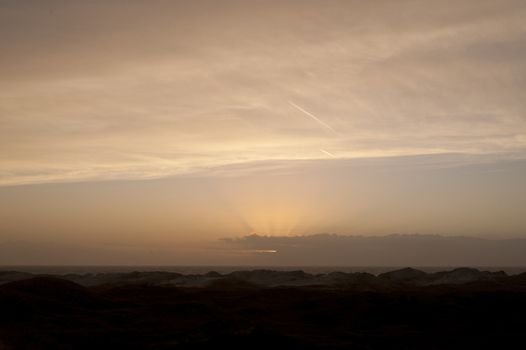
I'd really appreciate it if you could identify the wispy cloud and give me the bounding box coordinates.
[288,101,338,136]
[320,149,336,158]
[0,0,525,186]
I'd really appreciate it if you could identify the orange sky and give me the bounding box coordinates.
[1,1,525,264]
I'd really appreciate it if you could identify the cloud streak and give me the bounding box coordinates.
[320,149,336,158]
[288,101,338,136]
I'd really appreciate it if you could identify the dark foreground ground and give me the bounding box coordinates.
[1,270,526,349]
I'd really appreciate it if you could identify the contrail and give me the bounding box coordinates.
[320,149,336,158]
[288,100,338,135]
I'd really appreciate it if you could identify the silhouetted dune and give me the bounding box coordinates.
[206,277,259,290]
[226,269,313,287]
[0,271,34,285]
[510,272,526,284]
[426,267,507,285]
[0,271,525,349]
[2,267,526,290]
[378,267,427,282]
[0,277,98,336]
[1,277,88,296]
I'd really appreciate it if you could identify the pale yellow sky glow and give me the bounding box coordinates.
[1,1,526,264]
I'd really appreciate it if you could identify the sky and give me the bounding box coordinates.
[1,0,525,264]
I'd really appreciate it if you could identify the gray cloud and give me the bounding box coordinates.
[221,233,526,266]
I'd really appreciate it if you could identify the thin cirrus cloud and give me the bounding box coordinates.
[0,0,525,186]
